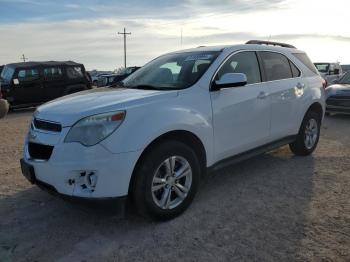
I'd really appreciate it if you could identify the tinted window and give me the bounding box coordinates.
[216,51,261,85]
[67,66,83,79]
[43,67,63,79]
[293,53,318,75]
[0,66,15,81]
[17,68,39,81]
[290,61,301,78]
[260,52,292,81]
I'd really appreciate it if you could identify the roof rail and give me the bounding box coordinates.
[246,40,296,49]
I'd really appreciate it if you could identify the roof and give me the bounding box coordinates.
[168,42,303,56]
[5,61,83,68]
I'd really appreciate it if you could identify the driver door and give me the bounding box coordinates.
[210,51,271,162]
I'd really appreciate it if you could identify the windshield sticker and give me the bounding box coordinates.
[185,54,213,61]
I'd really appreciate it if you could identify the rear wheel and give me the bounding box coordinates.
[289,111,321,156]
[131,140,200,220]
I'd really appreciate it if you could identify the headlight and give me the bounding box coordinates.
[65,111,125,146]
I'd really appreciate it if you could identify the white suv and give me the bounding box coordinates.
[21,40,325,220]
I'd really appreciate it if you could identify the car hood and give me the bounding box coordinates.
[327,84,350,90]
[35,87,178,127]
[326,84,350,97]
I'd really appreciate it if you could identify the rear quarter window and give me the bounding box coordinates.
[293,53,319,75]
[66,66,84,79]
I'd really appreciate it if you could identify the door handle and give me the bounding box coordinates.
[296,82,305,89]
[257,91,268,99]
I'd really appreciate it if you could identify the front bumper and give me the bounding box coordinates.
[20,158,127,213]
[22,128,142,199]
[326,96,350,114]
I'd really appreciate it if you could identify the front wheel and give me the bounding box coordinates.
[131,140,201,220]
[289,111,321,156]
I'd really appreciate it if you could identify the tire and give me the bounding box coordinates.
[289,110,321,156]
[131,140,201,220]
[0,99,9,119]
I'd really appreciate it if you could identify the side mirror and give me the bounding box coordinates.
[211,73,247,91]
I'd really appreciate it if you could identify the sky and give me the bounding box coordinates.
[0,0,349,70]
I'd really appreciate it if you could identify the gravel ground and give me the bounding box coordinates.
[0,110,349,262]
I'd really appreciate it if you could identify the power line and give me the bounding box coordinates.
[118,28,131,68]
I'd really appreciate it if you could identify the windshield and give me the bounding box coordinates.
[314,63,330,73]
[0,65,15,82]
[122,51,220,90]
[339,71,350,84]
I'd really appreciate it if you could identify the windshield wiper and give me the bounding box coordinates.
[109,81,125,88]
[127,84,162,90]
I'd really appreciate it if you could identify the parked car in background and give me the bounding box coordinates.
[96,74,119,87]
[21,41,325,220]
[111,66,140,84]
[325,70,350,115]
[96,67,140,87]
[0,61,91,108]
[91,72,112,86]
[314,62,343,86]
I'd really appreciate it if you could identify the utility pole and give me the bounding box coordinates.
[181,28,183,48]
[21,54,28,62]
[118,28,131,68]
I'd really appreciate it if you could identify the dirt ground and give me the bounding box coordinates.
[0,110,349,262]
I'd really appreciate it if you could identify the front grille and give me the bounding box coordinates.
[33,118,62,132]
[28,142,54,161]
[326,97,350,108]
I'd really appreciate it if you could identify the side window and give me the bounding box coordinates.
[216,51,261,85]
[293,53,318,75]
[43,67,63,79]
[259,52,292,81]
[289,61,301,78]
[66,66,83,79]
[17,68,39,81]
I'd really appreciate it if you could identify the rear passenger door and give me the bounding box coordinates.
[211,51,271,161]
[42,66,65,102]
[258,51,304,139]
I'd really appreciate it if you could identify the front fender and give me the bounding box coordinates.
[101,91,215,166]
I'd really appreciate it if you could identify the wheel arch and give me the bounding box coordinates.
[128,130,207,194]
[306,101,324,120]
